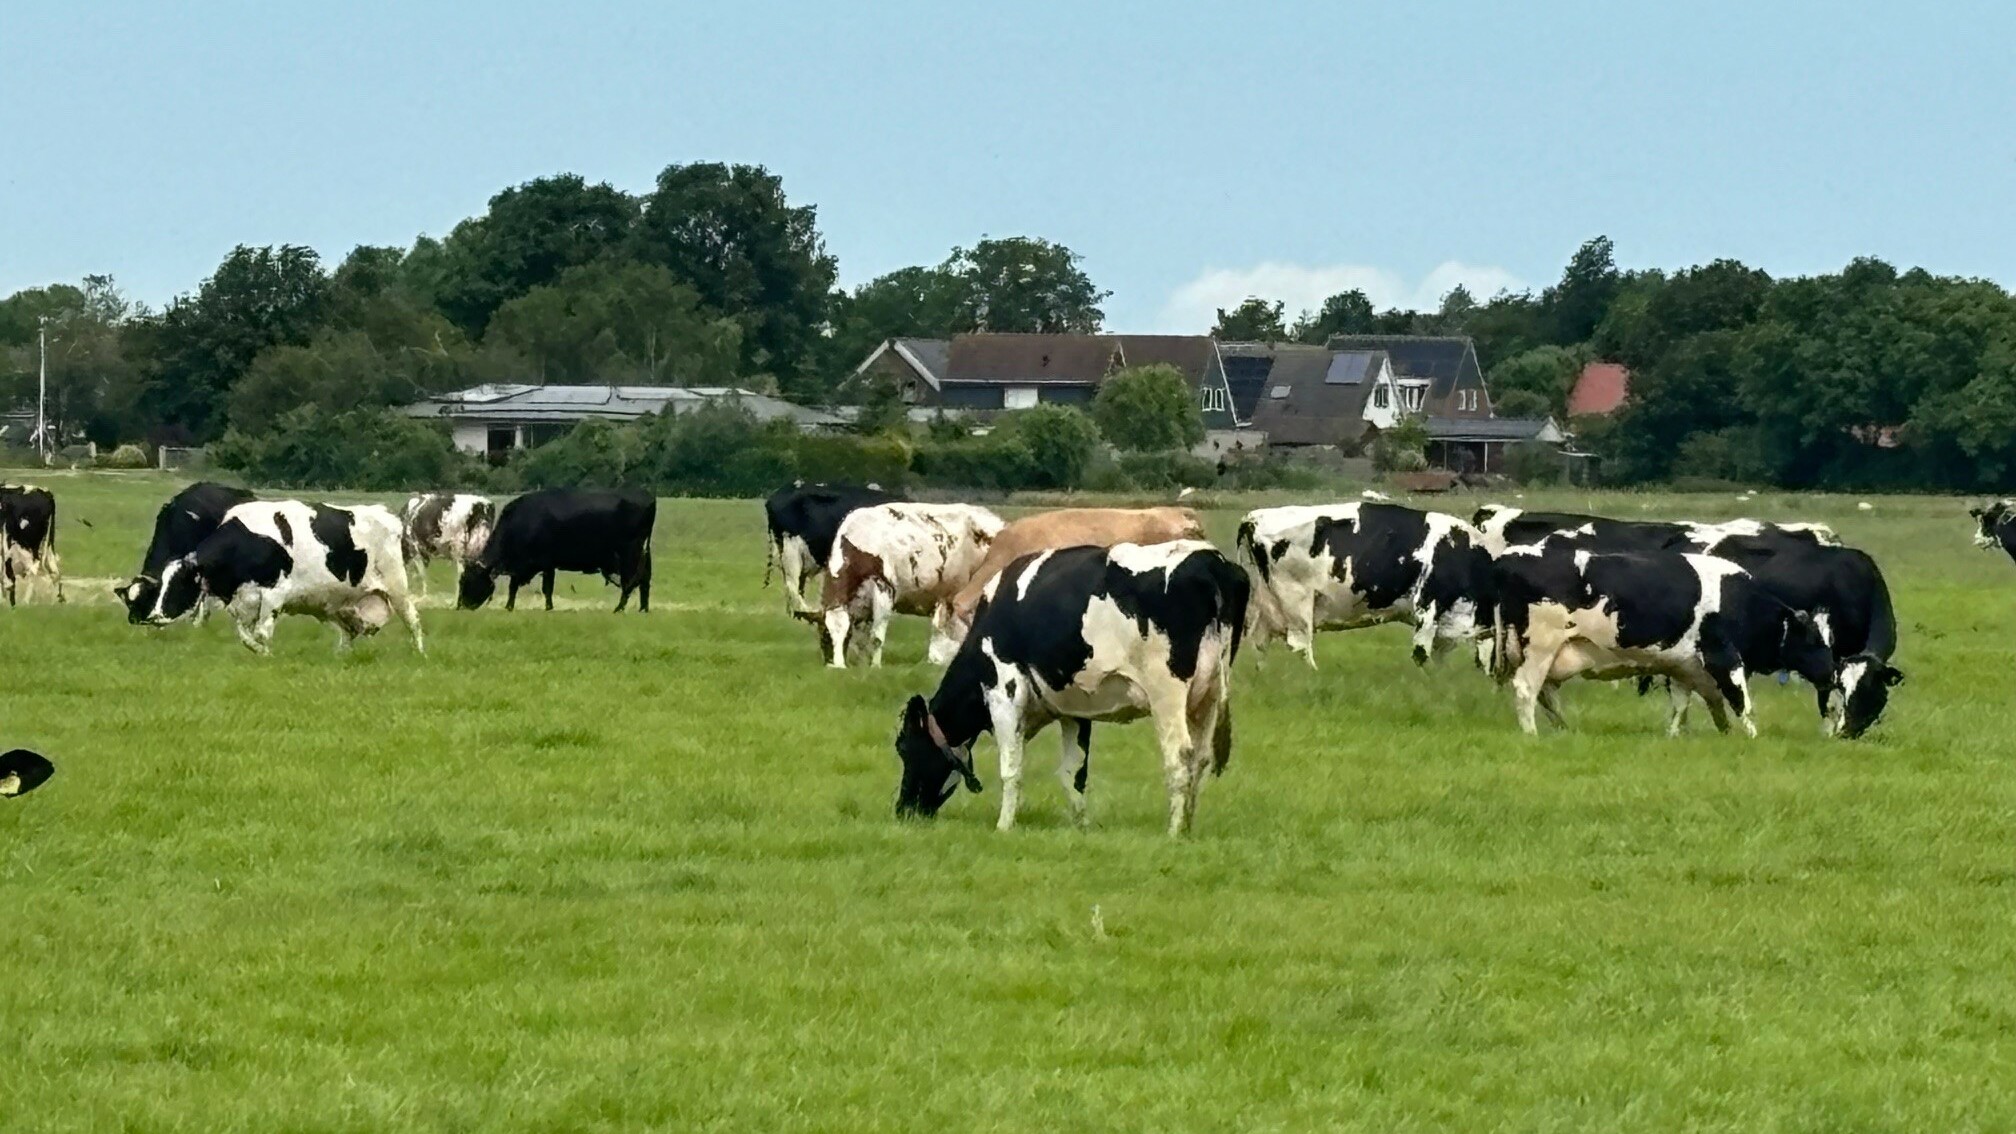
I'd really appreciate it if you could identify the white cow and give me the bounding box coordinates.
[144,500,424,654]
[401,492,496,596]
[802,502,1004,668]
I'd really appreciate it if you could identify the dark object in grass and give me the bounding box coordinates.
[0,750,55,799]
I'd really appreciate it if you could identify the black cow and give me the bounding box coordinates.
[458,488,655,613]
[763,481,905,614]
[1490,544,1838,737]
[0,749,54,799]
[1700,535,1903,739]
[0,485,62,605]
[115,482,257,623]
[1972,499,2016,566]
[894,540,1248,837]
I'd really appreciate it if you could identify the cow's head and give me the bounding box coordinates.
[894,695,981,819]
[1969,500,2010,549]
[148,558,206,624]
[115,575,162,624]
[456,565,497,610]
[1778,610,1840,704]
[1835,654,1904,740]
[0,749,54,799]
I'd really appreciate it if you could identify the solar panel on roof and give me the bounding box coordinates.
[1269,385,1291,399]
[1325,352,1372,385]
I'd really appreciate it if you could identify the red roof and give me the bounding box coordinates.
[1568,362,1629,417]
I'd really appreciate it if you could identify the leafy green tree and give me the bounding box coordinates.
[212,405,471,490]
[0,276,147,445]
[139,245,329,440]
[1543,235,1622,345]
[825,265,960,382]
[629,162,836,397]
[941,237,1106,334]
[993,404,1103,488]
[431,175,638,334]
[1092,364,1206,451]
[1211,297,1287,341]
[1463,291,1548,370]
[1488,345,1586,416]
[1492,389,1552,419]
[489,262,743,385]
[1293,289,1378,343]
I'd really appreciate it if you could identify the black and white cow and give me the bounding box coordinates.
[142,500,423,654]
[1972,499,2016,566]
[1490,544,1838,737]
[893,541,1249,837]
[0,485,63,605]
[457,488,655,613]
[401,492,496,596]
[1235,502,1493,667]
[0,749,54,799]
[1472,504,1839,556]
[764,481,905,614]
[1699,534,1903,738]
[116,482,257,624]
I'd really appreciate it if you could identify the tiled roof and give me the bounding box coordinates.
[943,334,1118,385]
[1567,362,1630,416]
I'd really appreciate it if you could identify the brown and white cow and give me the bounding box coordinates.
[401,492,496,596]
[927,506,1206,664]
[798,502,1004,668]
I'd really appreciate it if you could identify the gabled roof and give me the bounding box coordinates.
[1326,335,1479,399]
[851,338,951,390]
[403,385,844,428]
[1424,416,1563,443]
[1111,335,1219,386]
[1247,345,1380,446]
[944,334,1118,385]
[1568,362,1629,416]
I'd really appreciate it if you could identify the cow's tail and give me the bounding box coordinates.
[1861,550,1898,662]
[1489,598,1515,685]
[762,524,780,590]
[1210,702,1233,777]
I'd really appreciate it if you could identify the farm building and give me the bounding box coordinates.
[402,384,845,463]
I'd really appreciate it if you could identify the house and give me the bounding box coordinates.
[848,333,1240,429]
[402,384,845,463]
[1568,362,1630,417]
[1423,416,1566,474]
[1244,345,1391,448]
[1324,335,1493,420]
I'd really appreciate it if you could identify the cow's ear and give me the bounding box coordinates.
[1884,667,1906,688]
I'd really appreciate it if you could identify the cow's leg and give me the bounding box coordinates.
[541,569,557,611]
[779,539,808,614]
[505,572,529,612]
[1511,646,1559,736]
[822,605,852,669]
[1410,604,1438,667]
[865,584,896,668]
[635,549,651,614]
[46,550,63,604]
[1665,678,1694,737]
[233,595,275,655]
[398,594,426,654]
[1057,719,1092,829]
[989,700,1032,833]
[1291,593,1319,669]
[1145,681,1199,836]
[1538,683,1568,729]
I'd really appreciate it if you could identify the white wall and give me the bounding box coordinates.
[451,422,491,455]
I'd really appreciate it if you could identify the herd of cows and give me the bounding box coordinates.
[0,479,2013,831]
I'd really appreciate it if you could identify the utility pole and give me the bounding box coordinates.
[36,316,48,463]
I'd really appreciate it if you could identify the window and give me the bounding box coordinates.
[485,426,517,466]
[1372,386,1389,410]
[1004,386,1040,410]
[1269,385,1291,399]
[1458,389,1479,412]
[1201,386,1227,413]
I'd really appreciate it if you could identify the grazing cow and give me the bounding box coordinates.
[457,488,655,613]
[802,502,1004,668]
[1235,502,1493,667]
[1972,499,2016,565]
[1699,534,1903,738]
[0,749,54,799]
[1490,545,1837,737]
[116,482,257,624]
[893,541,1249,836]
[402,492,496,595]
[143,501,423,654]
[1472,504,1838,556]
[929,506,1207,663]
[0,485,62,605]
[764,482,905,614]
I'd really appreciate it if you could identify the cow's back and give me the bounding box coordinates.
[488,489,655,573]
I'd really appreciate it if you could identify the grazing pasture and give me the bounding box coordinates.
[2,472,2014,1131]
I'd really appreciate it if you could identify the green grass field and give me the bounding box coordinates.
[3,472,2013,1132]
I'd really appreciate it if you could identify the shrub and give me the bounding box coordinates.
[213,407,471,491]
[516,419,644,489]
[636,401,803,496]
[1217,458,1330,492]
[1111,450,1216,490]
[1092,365,1206,452]
[913,434,1038,491]
[992,405,1102,489]
[1504,441,1564,486]
[98,443,150,469]
[1671,426,1772,484]
[794,433,911,487]
[1371,417,1430,472]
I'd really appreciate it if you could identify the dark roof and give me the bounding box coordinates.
[896,338,950,387]
[1249,346,1378,446]
[1423,416,1557,441]
[1326,335,1478,399]
[1112,335,1218,386]
[944,334,1118,385]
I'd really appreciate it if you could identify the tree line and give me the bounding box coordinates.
[2,160,2013,491]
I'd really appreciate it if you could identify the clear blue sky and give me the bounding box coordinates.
[4,1,2011,332]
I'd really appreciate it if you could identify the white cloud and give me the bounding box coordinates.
[1154,260,1529,334]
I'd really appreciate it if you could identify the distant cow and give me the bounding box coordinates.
[142,500,423,654]
[0,485,62,605]
[1972,499,2016,566]
[802,502,1004,668]
[0,749,54,799]
[457,489,655,613]
[1236,502,1493,666]
[1490,545,1837,737]
[116,482,256,624]
[894,541,1249,837]
[402,492,496,595]
[929,506,1206,663]
[764,482,905,614]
